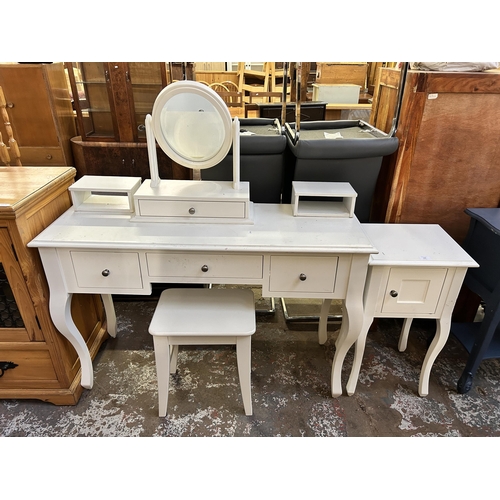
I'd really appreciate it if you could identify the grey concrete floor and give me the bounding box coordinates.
[1,286,500,438]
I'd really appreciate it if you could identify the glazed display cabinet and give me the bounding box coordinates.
[66,62,169,142]
[66,62,191,181]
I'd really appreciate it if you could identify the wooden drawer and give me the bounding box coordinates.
[67,250,144,291]
[381,267,448,314]
[268,255,338,294]
[147,252,263,280]
[19,147,66,166]
[0,346,58,387]
[137,199,246,219]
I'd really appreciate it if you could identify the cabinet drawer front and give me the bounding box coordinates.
[269,255,338,293]
[382,267,448,314]
[138,199,246,218]
[147,252,263,279]
[70,251,143,289]
[0,348,58,386]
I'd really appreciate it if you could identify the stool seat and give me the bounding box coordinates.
[149,287,256,417]
[149,288,256,337]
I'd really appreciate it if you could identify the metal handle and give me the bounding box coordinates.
[299,273,307,281]
[189,207,196,215]
[6,102,14,108]
[390,290,398,297]
[201,265,209,272]
[0,361,18,377]
[138,124,146,132]
[102,269,110,277]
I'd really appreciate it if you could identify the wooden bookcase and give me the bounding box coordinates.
[0,166,108,404]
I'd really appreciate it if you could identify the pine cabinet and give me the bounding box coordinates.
[0,167,108,404]
[0,63,76,166]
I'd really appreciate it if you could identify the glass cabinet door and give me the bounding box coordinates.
[67,62,168,142]
[69,62,116,140]
[128,63,167,140]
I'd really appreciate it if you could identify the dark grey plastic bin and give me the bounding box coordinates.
[284,120,399,221]
[201,118,286,204]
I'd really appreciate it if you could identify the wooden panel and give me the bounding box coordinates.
[369,67,401,134]
[316,63,368,88]
[383,70,500,244]
[399,92,500,242]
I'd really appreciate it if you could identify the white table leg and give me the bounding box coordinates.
[398,318,413,352]
[419,316,450,397]
[331,254,369,397]
[39,248,94,389]
[101,294,117,338]
[50,290,94,389]
[346,316,374,396]
[318,299,332,345]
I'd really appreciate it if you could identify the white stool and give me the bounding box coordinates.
[149,287,256,417]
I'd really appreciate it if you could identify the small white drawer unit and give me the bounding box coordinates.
[344,224,478,397]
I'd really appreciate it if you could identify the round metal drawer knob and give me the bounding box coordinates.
[189,207,196,215]
[390,290,398,297]
[102,269,110,277]
[201,265,209,272]
[299,273,307,281]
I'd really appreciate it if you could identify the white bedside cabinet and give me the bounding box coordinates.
[343,224,478,397]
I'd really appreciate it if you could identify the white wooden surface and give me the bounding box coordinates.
[29,203,376,396]
[343,223,478,397]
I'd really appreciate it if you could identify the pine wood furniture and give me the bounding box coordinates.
[149,287,256,416]
[0,63,76,166]
[341,223,478,397]
[0,86,21,166]
[0,167,108,404]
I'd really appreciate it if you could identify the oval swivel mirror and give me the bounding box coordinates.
[146,80,240,189]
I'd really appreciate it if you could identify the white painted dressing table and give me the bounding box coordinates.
[28,202,377,396]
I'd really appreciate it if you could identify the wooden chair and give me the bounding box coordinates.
[0,86,21,166]
[209,83,245,118]
[148,287,256,416]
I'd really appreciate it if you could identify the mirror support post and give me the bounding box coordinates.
[232,117,240,190]
[146,114,160,188]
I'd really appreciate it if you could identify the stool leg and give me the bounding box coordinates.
[236,336,253,416]
[153,336,171,417]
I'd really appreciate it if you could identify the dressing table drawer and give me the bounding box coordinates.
[65,250,144,291]
[268,255,339,294]
[146,252,263,280]
[137,199,247,219]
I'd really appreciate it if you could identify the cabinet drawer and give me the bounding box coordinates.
[0,347,58,386]
[137,199,246,219]
[147,252,263,280]
[70,251,143,289]
[269,255,338,293]
[381,267,448,314]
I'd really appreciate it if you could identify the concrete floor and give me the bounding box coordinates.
[1,286,500,438]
